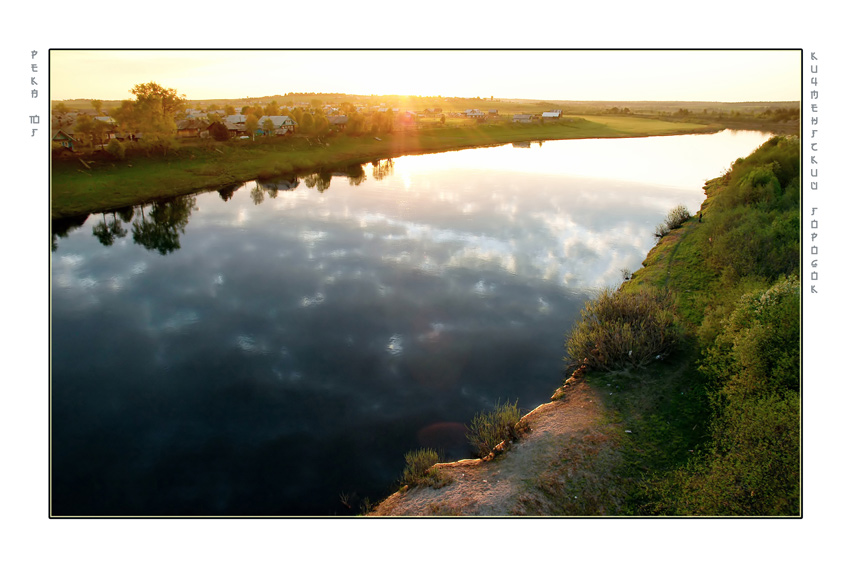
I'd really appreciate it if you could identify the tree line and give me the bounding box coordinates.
[54,83,407,156]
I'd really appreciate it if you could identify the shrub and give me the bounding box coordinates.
[649,391,799,516]
[655,205,690,239]
[208,121,229,141]
[106,138,125,160]
[700,275,800,400]
[665,205,691,230]
[565,288,680,372]
[400,448,444,487]
[466,399,526,458]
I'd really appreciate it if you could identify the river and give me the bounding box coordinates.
[50,129,772,515]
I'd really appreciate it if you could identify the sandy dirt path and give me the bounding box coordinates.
[369,379,624,516]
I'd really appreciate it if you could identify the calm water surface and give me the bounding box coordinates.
[51,130,771,515]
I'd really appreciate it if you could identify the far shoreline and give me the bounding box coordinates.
[50,115,794,220]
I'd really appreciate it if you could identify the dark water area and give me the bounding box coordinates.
[50,130,771,515]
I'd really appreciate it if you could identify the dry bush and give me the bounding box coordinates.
[655,205,691,238]
[565,288,680,372]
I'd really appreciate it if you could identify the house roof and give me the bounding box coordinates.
[542,112,561,118]
[176,118,207,130]
[328,116,348,125]
[52,130,77,141]
[257,115,297,128]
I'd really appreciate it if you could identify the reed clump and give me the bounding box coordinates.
[466,399,528,458]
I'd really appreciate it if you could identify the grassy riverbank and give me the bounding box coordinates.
[51,115,717,219]
[570,135,800,515]
[370,135,800,516]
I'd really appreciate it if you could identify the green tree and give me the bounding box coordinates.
[208,121,229,141]
[128,82,186,155]
[53,102,71,127]
[73,114,95,147]
[264,100,280,116]
[290,107,304,125]
[347,112,366,136]
[91,99,103,115]
[106,138,125,160]
[313,114,329,136]
[245,115,259,140]
[131,82,185,116]
[262,118,275,137]
[111,100,138,133]
[241,104,262,118]
[91,119,110,149]
[299,112,314,134]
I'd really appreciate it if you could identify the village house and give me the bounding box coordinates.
[52,130,78,151]
[184,109,208,119]
[542,110,562,120]
[215,121,247,138]
[256,115,298,135]
[93,116,120,141]
[328,115,348,131]
[464,109,485,118]
[512,114,534,123]
[176,118,208,138]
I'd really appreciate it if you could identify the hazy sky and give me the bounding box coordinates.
[50,49,801,103]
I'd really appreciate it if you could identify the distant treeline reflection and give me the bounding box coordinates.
[51,160,390,253]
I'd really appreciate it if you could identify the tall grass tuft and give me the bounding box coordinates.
[466,399,526,458]
[565,288,680,372]
[400,448,444,487]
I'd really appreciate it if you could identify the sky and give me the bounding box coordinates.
[49,49,801,103]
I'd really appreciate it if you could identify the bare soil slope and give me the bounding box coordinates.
[369,379,624,516]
